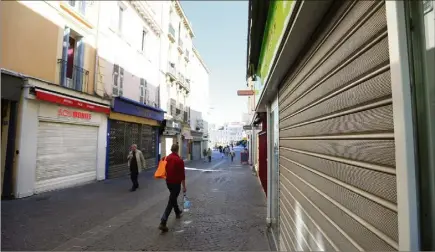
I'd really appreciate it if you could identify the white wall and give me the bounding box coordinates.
[97,1,161,106]
[158,1,209,122]
[189,50,210,131]
[14,86,108,198]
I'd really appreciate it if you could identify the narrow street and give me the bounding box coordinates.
[1,150,269,251]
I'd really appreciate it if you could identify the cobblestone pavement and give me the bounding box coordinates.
[2,151,269,251]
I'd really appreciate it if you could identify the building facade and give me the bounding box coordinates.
[158,1,193,160]
[1,1,110,198]
[1,0,209,198]
[188,47,211,160]
[96,1,164,179]
[247,0,434,251]
[210,122,245,146]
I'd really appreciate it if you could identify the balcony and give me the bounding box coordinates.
[184,50,190,62]
[57,59,89,93]
[177,39,184,54]
[196,119,204,129]
[168,24,176,42]
[166,62,177,81]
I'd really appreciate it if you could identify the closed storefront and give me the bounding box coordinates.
[161,120,181,157]
[108,120,157,178]
[191,130,203,161]
[14,83,110,198]
[181,127,193,160]
[278,1,398,250]
[192,141,201,160]
[35,121,99,193]
[107,97,163,179]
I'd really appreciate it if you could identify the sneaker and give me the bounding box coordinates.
[158,223,169,232]
[129,188,136,192]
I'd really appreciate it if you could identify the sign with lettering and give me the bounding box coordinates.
[35,89,110,114]
[237,90,255,96]
[113,97,164,121]
[58,108,92,120]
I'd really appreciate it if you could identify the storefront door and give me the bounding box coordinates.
[405,1,435,249]
[270,98,280,245]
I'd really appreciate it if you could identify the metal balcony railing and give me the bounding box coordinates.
[167,62,177,78]
[168,24,175,39]
[184,111,189,123]
[57,59,89,92]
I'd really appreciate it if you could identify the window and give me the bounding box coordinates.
[67,0,86,15]
[141,29,147,52]
[140,78,147,104]
[118,5,124,33]
[112,64,124,96]
[111,2,125,34]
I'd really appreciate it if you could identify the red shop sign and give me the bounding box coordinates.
[35,90,110,114]
[58,108,92,120]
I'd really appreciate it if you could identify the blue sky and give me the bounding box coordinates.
[181,1,248,125]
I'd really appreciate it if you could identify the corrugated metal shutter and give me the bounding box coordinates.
[108,120,157,178]
[35,122,98,193]
[278,1,397,251]
[192,141,201,160]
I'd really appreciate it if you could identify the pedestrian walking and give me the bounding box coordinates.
[230,148,235,162]
[207,148,212,162]
[127,144,146,192]
[159,144,186,232]
[203,148,207,162]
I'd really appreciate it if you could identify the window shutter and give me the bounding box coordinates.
[79,1,86,15]
[60,27,71,87]
[75,39,85,91]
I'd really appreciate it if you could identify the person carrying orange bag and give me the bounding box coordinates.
[154,156,167,179]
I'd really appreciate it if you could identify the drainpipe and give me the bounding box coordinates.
[93,1,102,96]
[266,104,272,227]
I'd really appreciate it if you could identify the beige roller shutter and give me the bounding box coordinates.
[278,1,397,251]
[35,121,98,193]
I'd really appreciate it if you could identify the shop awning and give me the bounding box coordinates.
[34,88,110,114]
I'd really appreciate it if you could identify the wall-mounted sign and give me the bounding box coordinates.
[58,108,92,120]
[113,97,164,121]
[35,89,110,114]
[237,90,255,96]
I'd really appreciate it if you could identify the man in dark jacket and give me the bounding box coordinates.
[159,143,186,232]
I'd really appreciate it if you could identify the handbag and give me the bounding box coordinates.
[154,157,167,179]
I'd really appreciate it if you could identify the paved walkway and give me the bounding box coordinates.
[1,151,269,251]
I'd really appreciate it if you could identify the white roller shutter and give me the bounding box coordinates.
[35,121,98,193]
[278,1,398,251]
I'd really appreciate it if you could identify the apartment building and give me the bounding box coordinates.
[158,1,206,160]
[188,47,210,160]
[210,122,245,146]
[96,1,165,179]
[1,0,210,199]
[1,1,111,198]
[247,0,435,251]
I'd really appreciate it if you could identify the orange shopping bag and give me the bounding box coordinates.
[154,157,167,179]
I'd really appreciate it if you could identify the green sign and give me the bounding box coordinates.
[257,1,294,83]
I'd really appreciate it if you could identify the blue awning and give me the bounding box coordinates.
[115,96,166,113]
[112,97,165,121]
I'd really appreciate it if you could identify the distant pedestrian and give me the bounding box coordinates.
[230,148,235,162]
[127,144,146,192]
[203,148,207,162]
[159,144,186,232]
[207,148,212,162]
